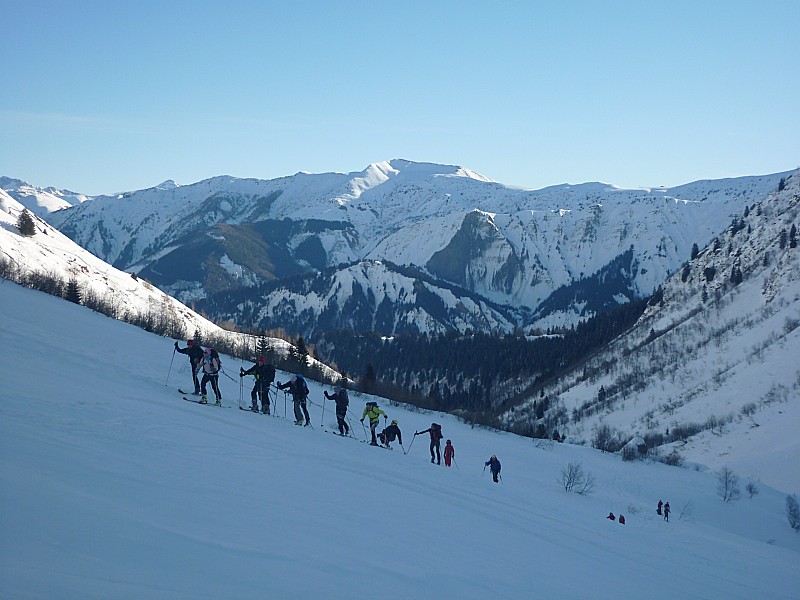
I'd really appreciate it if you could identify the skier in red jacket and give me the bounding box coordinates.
[443,439,455,467]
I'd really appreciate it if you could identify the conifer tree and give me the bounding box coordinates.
[691,243,699,260]
[790,224,797,249]
[17,209,36,236]
[64,277,82,304]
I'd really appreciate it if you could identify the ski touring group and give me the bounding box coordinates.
[170,339,503,477]
[172,339,680,518]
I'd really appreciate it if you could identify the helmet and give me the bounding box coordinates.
[446,439,451,444]
[257,356,266,364]
[391,420,397,426]
[187,339,194,346]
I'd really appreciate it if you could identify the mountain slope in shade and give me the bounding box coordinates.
[502,173,800,492]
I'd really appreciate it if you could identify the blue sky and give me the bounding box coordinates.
[2,0,798,195]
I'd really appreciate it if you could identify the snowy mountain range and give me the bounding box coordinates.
[6,161,791,335]
[502,172,800,491]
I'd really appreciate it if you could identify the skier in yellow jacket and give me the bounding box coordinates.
[360,401,387,446]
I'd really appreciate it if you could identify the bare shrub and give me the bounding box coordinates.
[716,467,741,502]
[560,461,595,495]
[746,482,759,499]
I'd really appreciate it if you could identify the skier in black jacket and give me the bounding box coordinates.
[240,356,276,413]
[379,420,403,449]
[416,423,444,464]
[277,374,311,425]
[485,455,501,483]
[175,339,204,394]
[324,386,350,435]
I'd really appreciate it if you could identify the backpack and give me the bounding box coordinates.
[432,423,442,440]
[298,377,309,397]
[264,364,276,384]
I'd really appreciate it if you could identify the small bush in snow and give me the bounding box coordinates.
[560,461,595,495]
[786,495,800,531]
[716,467,741,503]
[660,449,684,467]
[746,482,759,499]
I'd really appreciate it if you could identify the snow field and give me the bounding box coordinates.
[1,282,798,599]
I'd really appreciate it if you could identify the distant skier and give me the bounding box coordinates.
[485,455,501,483]
[607,512,616,521]
[277,374,310,425]
[360,401,386,446]
[416,423,444,464]
[199,348,222,406]
[443,439,455,467]
[618,515,626,525]
[663,502,670,522]
[240,356,275,414]
[657,500,663,516]
[378,420,403,449]
[324,386,350,435]
[175,339,203,394]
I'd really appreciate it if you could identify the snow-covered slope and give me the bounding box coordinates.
[1,281,798,599]
[0,192,338,383]
[24,161,790,334]
[503,173,800,492]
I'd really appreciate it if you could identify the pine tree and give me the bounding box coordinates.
[17,209,36,236]
[790,224,797,249]
[779,229,787,250]
[690,243,699,260]
[64,277,82,304]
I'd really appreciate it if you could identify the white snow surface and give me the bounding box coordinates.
[1,282,798,600]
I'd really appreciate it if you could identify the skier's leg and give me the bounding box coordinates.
[301,400,310,425]
[251,385,259,411]
[293,399,303,424]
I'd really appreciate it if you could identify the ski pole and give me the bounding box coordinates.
[482,465,486,477]
[400,442,407,455]
[239,374,243,409]
[165,347,176,386]
[406,432,417,453]
[320,394,326,427]
[453,457,459,470]
[220,368,237,383]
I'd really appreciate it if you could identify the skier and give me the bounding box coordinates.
[378,420,403,449]
[199,347,222,406]
[360,401,386,446]
[657,500,663,516]
[485,455,501,483]
[277,374,311,425]
[324,386,350,435]
[443,439,455,467]
[175,339,204,394]
[663,502,670,522]
[619,515,626,525]
[240,356,275,414]
[416,423,444,464]
[607,512,616,521]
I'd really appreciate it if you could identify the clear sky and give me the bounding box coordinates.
[1,0,798,195]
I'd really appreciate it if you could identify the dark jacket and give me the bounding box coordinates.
[381,424,402,445]
[485,457,501,474]
[243,363,276,383]
[277,376,309,399]
[418,424,443,442]
[176,343,204,363]
[324,389,349,413]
